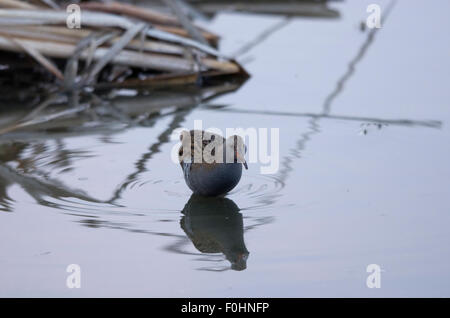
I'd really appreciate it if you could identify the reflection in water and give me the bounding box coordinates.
[0,141,103,212]
[0,82,245,212]
[169,0,341,19]
[204,0,418,187]
[232,17,292,59]
[0,79,266,272]
[0,0,431,275]
[180,195,249,271]
[72,194,258,272]
[276,0,400,185]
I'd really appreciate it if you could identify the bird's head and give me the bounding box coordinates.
[178,130,194,163]
[226,135,248,169]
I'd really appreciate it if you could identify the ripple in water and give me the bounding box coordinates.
[2,151,285,272]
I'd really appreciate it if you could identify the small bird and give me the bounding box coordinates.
[178,130,247,197]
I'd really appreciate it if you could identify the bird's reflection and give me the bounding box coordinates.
[180,195,249,271]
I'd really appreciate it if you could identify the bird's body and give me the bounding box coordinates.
[178,130,247,197]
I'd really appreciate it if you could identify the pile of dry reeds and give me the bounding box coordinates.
[0,0,248,96]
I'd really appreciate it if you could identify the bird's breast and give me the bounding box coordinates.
[181,161,242,196]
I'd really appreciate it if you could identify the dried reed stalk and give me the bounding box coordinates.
[0,35,239,73]
[0,9,225,57]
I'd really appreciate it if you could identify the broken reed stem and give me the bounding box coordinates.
[0,4,246,89]
[79,1,180,27]
[86,22,147,81]
[0,35,240,73]
[0,0,39,10]
[0,26,187,55]
[6,35,64,79]
[162,0,208,45]
[79,1,218,43]
[0,9,225,57]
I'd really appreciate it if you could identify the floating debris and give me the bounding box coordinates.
[0,0,249,100]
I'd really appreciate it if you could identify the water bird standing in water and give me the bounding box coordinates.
[178,130,247,197]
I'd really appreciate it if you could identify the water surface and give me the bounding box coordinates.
[1,0,450,297]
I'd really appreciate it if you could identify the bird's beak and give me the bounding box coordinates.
[237,152,248,170]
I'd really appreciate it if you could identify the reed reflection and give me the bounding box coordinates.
[180,194,249,271]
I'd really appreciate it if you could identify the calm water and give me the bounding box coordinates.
[1,0,450,297]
